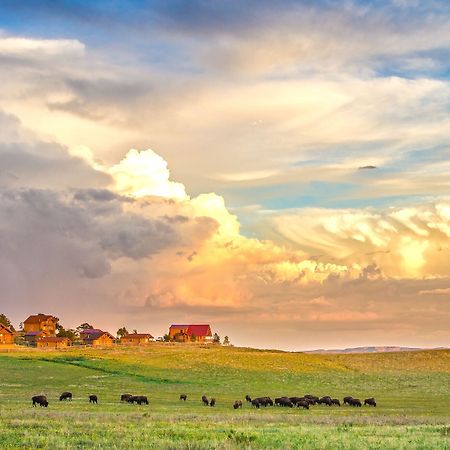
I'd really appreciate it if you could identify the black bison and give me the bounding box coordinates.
[253,396,272,407]
[233,400,243,409]
[275,397,293,407]
[343,396,353,405]
[318,396,333,406]
[364,397,376,407]
[349,398,362,407]
[121,393,133,402]
[59,392,72,401]
[297,400,310,410]
[32,395,48,407]
[209,398,216,407]
[202,395,209,406]
[89,395,98,404]
[128,395,149,405]
[245,394,252,402]
[304,395,319,404]
[179,394,187,401]
[332,398,341,406]
[251,398,261,408]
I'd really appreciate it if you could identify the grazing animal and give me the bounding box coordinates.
[304,395,319,404]
[233,400,243,409]
[209,398,216,407]
[332,398,341,406]
[59,392,72,401]
[245,394,252,402]
[254,396,272,407]
[319,396,333,406]
[121,394,133,402]
[32,395,48,407]
[202,395,209,406]
[297,400,310,410]
[276,397,293,408]
[251,399,260,408]
[127,395,149,405]
[343,396,353,405]
[180,394,187,401]
[89,395,98,404]
[364,397,376,407]
[289,397,303,406]
[349,398,362,407]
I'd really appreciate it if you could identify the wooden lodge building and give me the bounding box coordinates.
[120,333,154,345]
[169,324,213,343]
[79,329,115,347]
[0,323,14,345]
[36,336,70,349]
[23,313,59,345]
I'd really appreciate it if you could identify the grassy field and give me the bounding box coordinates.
[0,345,449,449]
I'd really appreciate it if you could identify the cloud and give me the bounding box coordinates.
[0,36,84,58]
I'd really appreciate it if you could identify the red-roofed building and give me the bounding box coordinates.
[169,324,212,343]
[23,314,58,337]
[79,329,115,347]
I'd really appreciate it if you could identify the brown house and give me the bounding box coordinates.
[23,314,58,337]
[37,336,70,349]
[169,324,213,343]
[0,323,14,345]
[79,329,115,347]
[120,333,154,345]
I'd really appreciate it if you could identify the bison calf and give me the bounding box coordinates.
[245,394,252,402]
[89,395,98,404]
[180,394,187,401]
[209,398,216,407]
[233,400,243,409]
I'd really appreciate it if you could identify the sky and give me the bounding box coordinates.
[0,0,449,351]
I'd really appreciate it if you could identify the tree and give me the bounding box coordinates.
[133,329,138,334]
[163,334,170,342]
[117,327,129,338]
[77,322,94,332]
[223,336,230,346]
[213,333,221,344]
[0,314,14,331]
[57,327,77,343]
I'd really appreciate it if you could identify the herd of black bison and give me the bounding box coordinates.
[31,392,377,409]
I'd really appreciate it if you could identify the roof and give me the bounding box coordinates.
[80,330,114,341]
[0,323,14,335]
[24,314,57,324]
[170,324,212,337]
[24,331,42,336]
[121,333,154,339]
[39,337,69,343]
[79,328,103,335]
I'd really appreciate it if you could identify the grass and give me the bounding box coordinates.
[0,345,449,449]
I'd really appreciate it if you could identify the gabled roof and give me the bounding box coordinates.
[0,323,14,335]
[187,325,212,337]
[170,324,212,337]
[122,333,154,339]
[24,314,57,324]
[79,328,103,335]
[80,330,114,341]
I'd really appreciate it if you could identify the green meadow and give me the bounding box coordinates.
[0,345,449,449]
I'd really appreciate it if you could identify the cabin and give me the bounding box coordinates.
[169,324,213,343]
[36,336,70,349]
[79,329,115,347]
[0,323,14,345]
[23,314,58,337]
[120,333,154,345]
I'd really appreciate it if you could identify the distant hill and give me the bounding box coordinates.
[304,346,448,354]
